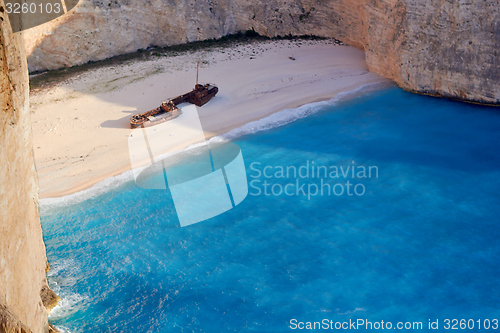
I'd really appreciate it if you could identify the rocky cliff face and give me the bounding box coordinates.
[0,1,56,331]
[361,0,500,104]
[22,0,499,105]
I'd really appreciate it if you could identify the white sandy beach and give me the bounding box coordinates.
[30,39,389,199]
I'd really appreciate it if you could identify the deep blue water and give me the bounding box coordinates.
[42,87,500,332]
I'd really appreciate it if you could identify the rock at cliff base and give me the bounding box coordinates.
[40,286,61,315]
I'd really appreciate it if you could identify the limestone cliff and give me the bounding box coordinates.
[0,1,56,331]
[22,0,499,105]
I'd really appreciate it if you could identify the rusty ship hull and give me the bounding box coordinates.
[129,83,218,129]
[130,102,180,129]
[170,84,219,107]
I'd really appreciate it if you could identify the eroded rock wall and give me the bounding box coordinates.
[0,0,53,331]
[22,0,500,103]
[362,0,500,104]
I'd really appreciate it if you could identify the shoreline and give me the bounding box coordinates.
[39,80,394,212]
[31,39,392,202]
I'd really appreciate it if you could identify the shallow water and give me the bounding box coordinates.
[42,87,500,332]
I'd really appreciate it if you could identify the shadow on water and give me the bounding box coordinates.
[40,86,500,332]
[236,87,500,174]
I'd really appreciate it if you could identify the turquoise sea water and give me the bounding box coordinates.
[42,87,500,332]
